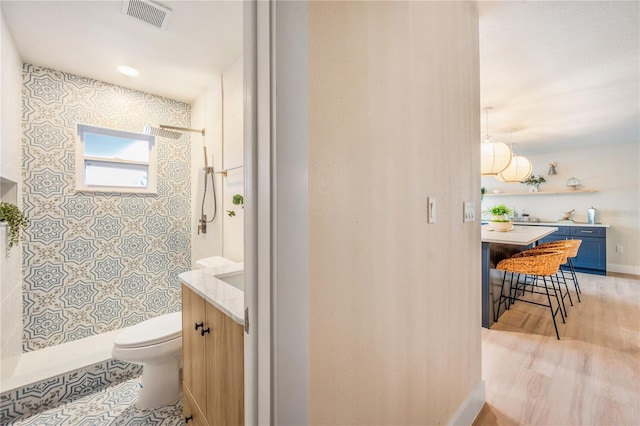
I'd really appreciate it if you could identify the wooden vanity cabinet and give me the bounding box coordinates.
[182,285,244,426]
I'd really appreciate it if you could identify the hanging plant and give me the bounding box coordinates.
[226,194,244,217]
[0,202,29,251]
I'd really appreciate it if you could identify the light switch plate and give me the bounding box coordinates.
[428,197,436,223]
[464,201,475,222]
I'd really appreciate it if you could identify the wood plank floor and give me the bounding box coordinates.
[474,272,640,425]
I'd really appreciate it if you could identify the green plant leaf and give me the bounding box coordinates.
[0,202,29,250]
[227,210,236,217]
[232,194,244,207]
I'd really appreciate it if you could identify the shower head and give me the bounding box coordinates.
[143,125,206,139]
[143,125,182,139]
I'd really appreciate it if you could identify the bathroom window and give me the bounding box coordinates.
[75,124,157,194]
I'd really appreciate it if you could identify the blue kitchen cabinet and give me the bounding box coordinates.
[539,226,607,275]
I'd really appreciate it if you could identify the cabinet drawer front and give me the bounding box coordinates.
[553,226,571,237]
[183,387,209,426]
[571,227,605,238]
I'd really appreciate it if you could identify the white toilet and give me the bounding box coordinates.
[112,311,183,409]
[111,256,238,409]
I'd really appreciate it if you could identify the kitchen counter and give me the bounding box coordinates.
[178,263,244,325]
[510,221,610,228]
[481,225,558,328]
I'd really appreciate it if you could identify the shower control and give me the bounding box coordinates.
[198,215,207,234]
[194,322,203,331]
[200,327,211,336]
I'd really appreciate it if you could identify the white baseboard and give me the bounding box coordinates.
[607,263,640,276]
[448,380,486,426]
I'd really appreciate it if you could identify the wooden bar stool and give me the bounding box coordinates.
[533,240,583,302]
[494,250,566,339]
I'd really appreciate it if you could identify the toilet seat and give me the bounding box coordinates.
[114,311,182,348]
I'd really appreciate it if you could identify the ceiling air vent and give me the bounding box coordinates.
[122,0,172,31]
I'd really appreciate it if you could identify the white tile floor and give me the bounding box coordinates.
[8,376,184,425]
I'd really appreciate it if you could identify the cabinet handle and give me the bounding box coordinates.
[580,230,593,233]
[185,415,193,423]
[201,327,211,336]
[194,322,203,331]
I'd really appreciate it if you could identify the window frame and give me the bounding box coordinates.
[75,124,157,194]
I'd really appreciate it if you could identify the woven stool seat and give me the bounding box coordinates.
[531,239,583,301]
[495,250,566,339]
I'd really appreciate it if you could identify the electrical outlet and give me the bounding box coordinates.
[428,197,436,223]
[616,245,623,253]
[464,201,475,222]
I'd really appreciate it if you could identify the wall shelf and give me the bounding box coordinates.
[484,189,598,196]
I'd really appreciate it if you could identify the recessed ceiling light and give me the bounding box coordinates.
[118,66,139,76]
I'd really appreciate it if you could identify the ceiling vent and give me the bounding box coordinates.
[122,0,172,30]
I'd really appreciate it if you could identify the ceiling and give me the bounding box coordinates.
[1,1,638,153]
[1,0,243,104]
[478,1,639,154]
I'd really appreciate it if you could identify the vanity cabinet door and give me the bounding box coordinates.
[182,285,208,414]
[205,302,244,426]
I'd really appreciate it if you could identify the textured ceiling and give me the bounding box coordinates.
[1,0,243,104]
[479,1,639,154]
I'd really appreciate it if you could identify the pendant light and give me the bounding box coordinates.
[481,107,512,175]
[495,132,532,183]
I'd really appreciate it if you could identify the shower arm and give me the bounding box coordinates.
[159,125,205,136]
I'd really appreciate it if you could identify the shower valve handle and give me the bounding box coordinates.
[201,327,211,336]
[194,322,203,331]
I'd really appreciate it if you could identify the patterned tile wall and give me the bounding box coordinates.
[21,64,192,351]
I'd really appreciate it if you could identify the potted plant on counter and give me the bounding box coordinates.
[485,204,513,232]
[0,202,29,251]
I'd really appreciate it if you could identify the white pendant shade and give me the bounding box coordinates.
[495,154,533,182]
[481,141,512,175]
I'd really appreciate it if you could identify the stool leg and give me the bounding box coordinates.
[559,268,574,307]
[543,276,561,340]
[551,275,567,319]
[568,258,582,302]
[495,271,509,322]
[549,275,565,324]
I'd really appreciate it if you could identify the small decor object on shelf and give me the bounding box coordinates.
[0,202,29,251]
[481,187,486,201]
[559,209,575,223]
[485,204,513,231]
[521,174,546,192]
[566,177,581,191]
[226,194,244,217]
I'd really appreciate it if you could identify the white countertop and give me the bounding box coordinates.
[510,221,610,228]
[179,263,244,325]
[482,224,558,245]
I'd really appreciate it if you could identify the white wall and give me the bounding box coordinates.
[222,56,244,262]
[481,142,640,275]
[0,9,24,372]
[309,2,483,424]
[190,77,223,266]
[190,56,244,266]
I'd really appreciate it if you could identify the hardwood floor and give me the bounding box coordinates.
[474,272,640,425]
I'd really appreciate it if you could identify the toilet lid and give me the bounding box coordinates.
[114,312,182,348]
